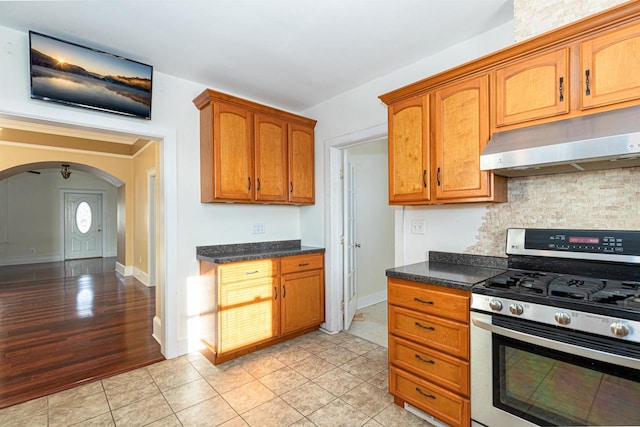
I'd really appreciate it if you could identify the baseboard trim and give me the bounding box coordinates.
[115,262,133,276]
[356,290,387,310]
[134,267,151,287]
[153,316,162,346]
[0,254,62,266]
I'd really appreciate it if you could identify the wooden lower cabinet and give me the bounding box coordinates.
[390,366,470,427]
[388,278,471,427]
[200,253,324,364]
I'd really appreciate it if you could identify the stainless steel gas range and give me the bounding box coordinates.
[470,228,640,427]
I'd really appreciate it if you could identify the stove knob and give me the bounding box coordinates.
[509,303,524,316]
[489,299,503,312]
[610,322,630,338]
[554,312,571,326]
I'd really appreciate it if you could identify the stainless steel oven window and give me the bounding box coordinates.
[470,312,640,427]
[493,333,640,426]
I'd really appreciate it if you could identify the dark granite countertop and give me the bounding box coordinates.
[386,251,507,291]
[197,240,324,264]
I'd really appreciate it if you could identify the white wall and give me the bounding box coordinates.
[301,21,515,266]
[0,169,117,265]
[347,140,394,308]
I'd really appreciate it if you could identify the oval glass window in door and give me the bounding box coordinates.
[75,201,92,234]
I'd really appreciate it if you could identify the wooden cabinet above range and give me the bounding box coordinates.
[193,89,316,205]
[380,1,640,205]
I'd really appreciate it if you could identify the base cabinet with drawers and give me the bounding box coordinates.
[388,277,471,427]
[200,253,324,364]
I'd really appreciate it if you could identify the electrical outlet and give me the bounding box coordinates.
[252,223,265,234]
[411,220,425,235]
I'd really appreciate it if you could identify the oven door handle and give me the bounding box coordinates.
[471,315,640,370]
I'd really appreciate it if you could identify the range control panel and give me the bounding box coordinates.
[506,228,640,261]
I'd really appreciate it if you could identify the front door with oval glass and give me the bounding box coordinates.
[64,193,103,260]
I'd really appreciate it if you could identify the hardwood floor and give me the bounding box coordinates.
[0,258,164,409]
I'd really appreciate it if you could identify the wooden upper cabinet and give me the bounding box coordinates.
[434,75,493,201]
[255,113,288,203]
[388,95,430,204]
[496,48,570,127]
[581,20,640,110]
[288,124,315,204]
[194,89,317,205]
[213,102,254,202]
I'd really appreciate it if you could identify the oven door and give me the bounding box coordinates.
[470,311,640,427]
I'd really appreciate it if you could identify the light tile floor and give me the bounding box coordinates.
[0,331,435,427]
[348,302,388,348]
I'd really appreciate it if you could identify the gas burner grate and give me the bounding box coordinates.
[548,275,606,301]
[484,270,552,295]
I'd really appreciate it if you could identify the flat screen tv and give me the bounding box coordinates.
[29,31,153,119]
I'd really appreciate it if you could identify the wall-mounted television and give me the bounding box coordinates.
[29,31,153,120]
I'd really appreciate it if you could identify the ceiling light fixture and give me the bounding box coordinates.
[61,164,71,179]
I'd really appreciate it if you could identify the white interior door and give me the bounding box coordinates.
[343,150,358,330]
[64,193,103,260]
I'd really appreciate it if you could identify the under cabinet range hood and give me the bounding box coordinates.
[480,105,640,177]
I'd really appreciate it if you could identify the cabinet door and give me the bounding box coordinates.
[255,113,288,202]
[581,21,640,110]
[218,277,279,353]
[214,102,254,201]
[434,75,491,201]
[496,48,569,127]
[288,124,315,204]
[280,269,324,335]
[388,95,430,204]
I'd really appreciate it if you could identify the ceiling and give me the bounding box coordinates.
[0,0,514,113]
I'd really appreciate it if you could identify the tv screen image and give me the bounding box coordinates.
[29,31,153,119]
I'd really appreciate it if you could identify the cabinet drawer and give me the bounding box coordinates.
[281,253,323,274]
[388,278,469,322]
[389,306,469,359]
[389,335,469,397]
[218,259,279,283]
[390,366,469,427]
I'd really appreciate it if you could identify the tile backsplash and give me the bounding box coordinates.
[513,0,628,43]
[465,0,637,257]
[466,168,640,256]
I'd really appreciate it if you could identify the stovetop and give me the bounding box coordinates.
[473,269,640,320]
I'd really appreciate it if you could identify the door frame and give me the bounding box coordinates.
[60,190,109,260]
[324,123,400,332]
[0,107,179,359]
[147,168,157,287]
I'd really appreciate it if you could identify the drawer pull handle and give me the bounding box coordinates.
[283,285,286,298]
[413,297,433,305]
[415,387,436,399]
[414,322,435,331]
[298,263,309,266]
[585,69,591,96]
[415,354,435,364]
[245,270,259,275]
[275,286,278,300]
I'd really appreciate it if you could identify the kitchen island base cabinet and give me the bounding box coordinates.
[200,253,324,365]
